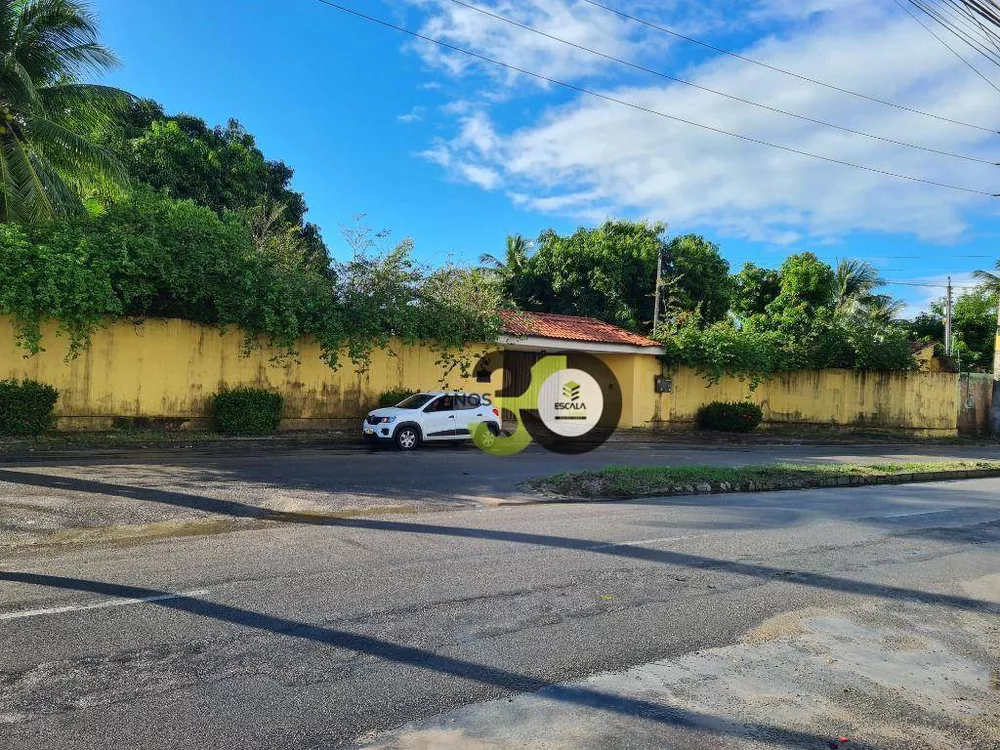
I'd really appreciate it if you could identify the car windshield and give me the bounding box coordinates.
[395,393,436,409]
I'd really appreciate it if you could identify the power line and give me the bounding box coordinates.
[908,0,1000,64]
[926,0,1000,60]
[911,0,1000,61]
[881,279,979,288]
[313,0,999,198]
[735,252,997,259]
[443,0,996,165]
[892,0,1000,93]
[577,0,1000,134]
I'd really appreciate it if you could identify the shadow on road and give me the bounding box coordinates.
[1,469,997,614]
[0,570,879,749]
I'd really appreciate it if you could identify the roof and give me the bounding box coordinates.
[499,310,661,348]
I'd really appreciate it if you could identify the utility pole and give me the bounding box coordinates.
[652,244,664,331]
[945,275,953,356]
[991,293,1000,436]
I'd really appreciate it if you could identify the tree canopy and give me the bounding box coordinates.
[659,252,914,382]
[0,0,132,222]
[491,221,732,333]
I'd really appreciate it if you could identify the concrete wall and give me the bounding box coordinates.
[0,316,968,434]
[0,317,499,430]
[621,359,961,436]
[957,373,994,436]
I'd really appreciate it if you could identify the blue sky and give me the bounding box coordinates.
[92,0,1000,314]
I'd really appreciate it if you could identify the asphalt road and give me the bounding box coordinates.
[1,450,999,749]
[2,441,1000,546]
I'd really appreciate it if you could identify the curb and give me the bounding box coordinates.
[530,467,1000,502]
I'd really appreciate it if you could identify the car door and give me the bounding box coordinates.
[421,396,457,440]
[452,394,485,438]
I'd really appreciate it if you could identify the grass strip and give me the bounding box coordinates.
[529,460,1000,498]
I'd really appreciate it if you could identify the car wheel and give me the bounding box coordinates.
[473,422,498,450]
[395,426,420,451]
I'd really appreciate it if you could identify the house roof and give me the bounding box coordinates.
[908,340,936,355]
[499,310,661,348]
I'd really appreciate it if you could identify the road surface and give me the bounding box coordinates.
[1,446,998,748]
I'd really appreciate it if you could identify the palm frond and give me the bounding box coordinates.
[40,83,136,122]
[26,115,128,187]
[13,0,118,82]
[0,138,19,222]
[973,268,1000,292]
[0,1,127,223]
[0,58,42,111]
[5,135,59,222]
[479,253,503,269]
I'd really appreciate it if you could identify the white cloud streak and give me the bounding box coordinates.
[405,0,1000,243]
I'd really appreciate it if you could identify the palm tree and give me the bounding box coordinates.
[0,0,130,223]
[480,234,531,279]
[973,260,1000,378]
[834,258,884,314]
[857,294,905,326]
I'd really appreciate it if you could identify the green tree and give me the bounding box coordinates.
[730,262,780,318]
[833,259,883,314]
[913,287,998,371]
[770,252,837,311]
[0,0,131,222]
[856,294,905,326]
[662,234,730,324]
[480,233,544,309]
[521,221,662,331]
[91,102,330,269]
[973,261,1000,376]
[480,233,530,278]
[0,191,502,368]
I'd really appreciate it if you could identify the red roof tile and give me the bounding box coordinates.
[499,310,661,348]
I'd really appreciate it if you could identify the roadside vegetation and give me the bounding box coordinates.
[530,460,1000,498]
[0,379,58,435]
[695,401,763,432]
[0,1,995,395]
[0,1,501,375]
[487,224,999,384]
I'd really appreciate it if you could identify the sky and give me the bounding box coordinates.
[92,0,1000,315]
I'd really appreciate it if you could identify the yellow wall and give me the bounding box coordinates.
[630,366,960,435]
[0,316,963,434]
[0,317,500,429]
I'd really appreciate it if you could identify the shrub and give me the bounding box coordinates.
[696,401,763,433]
[211,387,283,435]
[378,388,419,408]
[0,379,59,435]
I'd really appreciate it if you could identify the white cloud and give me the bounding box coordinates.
[458,163,502,189]
[898,272,980,318]
[412,2,1000,243]
[397,106,426,123]
[407,0,654,84]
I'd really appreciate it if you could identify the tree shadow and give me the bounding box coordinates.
[0,570,877,749]
[0,469,996,614]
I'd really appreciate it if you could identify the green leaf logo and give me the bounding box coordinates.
[562,381,581,402]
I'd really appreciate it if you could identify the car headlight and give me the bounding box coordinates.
[379,416,397,424]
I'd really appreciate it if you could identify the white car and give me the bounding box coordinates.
[362,392,502,451]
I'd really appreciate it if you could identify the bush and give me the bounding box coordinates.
[696,401,763,433]
[0,379,59,435]
[377,388,419,408]
[211,387,283,435]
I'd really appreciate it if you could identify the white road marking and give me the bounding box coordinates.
[0,589,210,621]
